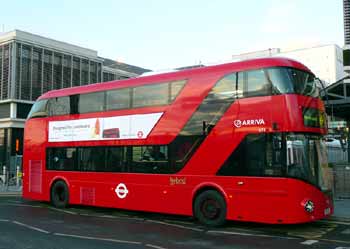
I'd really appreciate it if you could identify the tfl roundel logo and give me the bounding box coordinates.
[115,183,129,199]
[233,120,242,128]
[137,131,144,138]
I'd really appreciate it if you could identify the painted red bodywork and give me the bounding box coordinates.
[23,58,333,224]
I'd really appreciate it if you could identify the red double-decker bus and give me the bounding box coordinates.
[23,58,333,226]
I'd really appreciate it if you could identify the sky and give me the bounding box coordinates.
[0,0,344,70]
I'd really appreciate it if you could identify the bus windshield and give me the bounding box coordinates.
[218,133,332,191]
[286,134,331,191]
[268,67,320,98]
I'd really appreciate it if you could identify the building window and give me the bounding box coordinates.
[32,48,43,100]
[81,59,89,85]
[53,53,63,90]
[43,50,53,93]
[63,55,72,89]
[72,57,80,87]
[17,103,33,119]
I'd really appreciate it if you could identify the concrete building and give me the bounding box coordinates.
[0,29,149,172]
[232,44,345,86]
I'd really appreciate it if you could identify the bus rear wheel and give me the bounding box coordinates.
[51,180,69,208]
[194,190,227,227]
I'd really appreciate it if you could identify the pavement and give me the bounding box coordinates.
[0,185,22,196]
[331,199,350,221]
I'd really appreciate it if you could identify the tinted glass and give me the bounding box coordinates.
[246,69,270,97]
[207,74,236,100]
[170,73,238,172]
[133,83,169,107]
[27,99,48,119]
[181,74,236,136]
[287,69,319,97]
[46,145,172,174]
[47,97,70,116]
[217,134,285,177]
[106,88,130,110]
[170,80,186,101]
[303,107,326,128]
[79,147,106,171]
[105,147,127,172]
[47,147,77,171]
[130,146,170,173]
[70,95,79,114]
[268,68,294,94]
[79,92,105,113]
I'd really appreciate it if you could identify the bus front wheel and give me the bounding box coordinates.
[51,180,69,208]
[194,190,227,227]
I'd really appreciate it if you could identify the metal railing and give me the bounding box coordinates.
[0,165,22,191]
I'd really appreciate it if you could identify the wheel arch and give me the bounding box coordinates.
[191,182,228,216]
[49,176,70,190]
[49,176,70,199]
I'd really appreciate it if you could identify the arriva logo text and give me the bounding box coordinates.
[234,119,265,128]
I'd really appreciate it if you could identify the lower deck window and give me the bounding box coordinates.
[217,134,285,177]
[47,145,171,174]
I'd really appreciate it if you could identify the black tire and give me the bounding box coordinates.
[194,190,227,227]
[51,180,69,208]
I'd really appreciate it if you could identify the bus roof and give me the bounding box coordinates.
[38,57,311,100]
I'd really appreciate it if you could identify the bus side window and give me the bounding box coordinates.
[133,83,169,108]
[79,92,105,114]
[245,69,271,97]
[47,97,70,116]
[47,147,77,171]
[131,146,169,173]
[79,147,105,172]
[105,147,126,172]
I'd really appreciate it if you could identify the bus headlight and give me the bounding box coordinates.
[304,200,314,213]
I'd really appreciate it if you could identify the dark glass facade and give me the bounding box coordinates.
[344,0,350,45]
[12,42,103,101]
[0,44,11,100]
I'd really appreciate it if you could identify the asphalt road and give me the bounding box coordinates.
[0,196,349,249]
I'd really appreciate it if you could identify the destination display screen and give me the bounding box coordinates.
[303,107,326,128]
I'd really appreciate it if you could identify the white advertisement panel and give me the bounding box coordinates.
[48,112,163,142]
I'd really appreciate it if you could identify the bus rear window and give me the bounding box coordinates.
[27,99,48,119]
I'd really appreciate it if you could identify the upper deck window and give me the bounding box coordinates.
[106,88,131,110]
[241,67,319,98]
[133,83,169,108]
[28,79,187,118]
[268,68,294,94]
[288,68,319,98]
[47,97,70,116]
[27,99,48,119]
[170,80,186,101]
[79,91,105,113]
[245,69,271,97]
